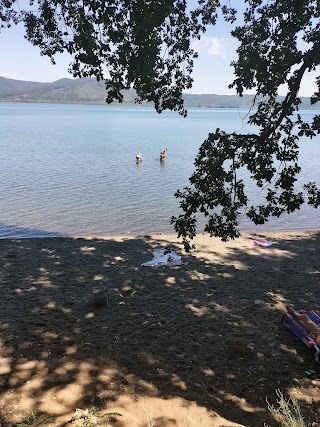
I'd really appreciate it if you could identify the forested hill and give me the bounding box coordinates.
[1,76,319,110]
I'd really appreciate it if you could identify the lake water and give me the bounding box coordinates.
[0,102,319,238]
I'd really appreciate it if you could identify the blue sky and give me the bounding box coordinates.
[0,7,318,97]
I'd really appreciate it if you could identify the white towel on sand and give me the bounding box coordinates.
[141,248,183,266]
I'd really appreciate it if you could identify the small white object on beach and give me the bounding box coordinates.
[141,248,183,266]
[252,239,279,247]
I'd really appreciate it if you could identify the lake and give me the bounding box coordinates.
[0,102,319,238]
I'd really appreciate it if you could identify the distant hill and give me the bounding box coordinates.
[183,93,320,110]
[0,76,48,97]
[0,76,138,104]
[0,76,319,110]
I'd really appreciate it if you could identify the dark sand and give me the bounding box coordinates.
[0,231,319,426]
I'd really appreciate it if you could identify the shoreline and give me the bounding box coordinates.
[0,227,319,241]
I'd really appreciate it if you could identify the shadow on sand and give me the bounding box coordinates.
[0,230,319,426]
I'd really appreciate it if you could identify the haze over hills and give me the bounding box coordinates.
[1,76,319,110]
[0,76,138,105]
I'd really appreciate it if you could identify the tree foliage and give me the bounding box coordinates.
[1,0,320,250]
[0,0,217,116]
[172,0,320,250]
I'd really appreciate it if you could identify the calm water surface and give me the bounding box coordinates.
[0,102,319,238]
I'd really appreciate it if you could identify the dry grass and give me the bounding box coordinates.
[266,390,309,427]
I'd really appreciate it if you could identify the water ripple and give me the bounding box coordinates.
[0,103,319,238]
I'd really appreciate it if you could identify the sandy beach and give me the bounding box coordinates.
[0,230,319,427]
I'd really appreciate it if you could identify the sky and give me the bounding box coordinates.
[0,5,318,97]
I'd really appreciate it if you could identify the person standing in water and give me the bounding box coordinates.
[136,152,142,163]
[160,148,167,161]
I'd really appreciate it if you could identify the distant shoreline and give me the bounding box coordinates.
[2,99,320,111]
[0,99,152,107]
[1,76,320,110]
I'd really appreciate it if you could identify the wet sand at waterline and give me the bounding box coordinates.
[0,231,319,427]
